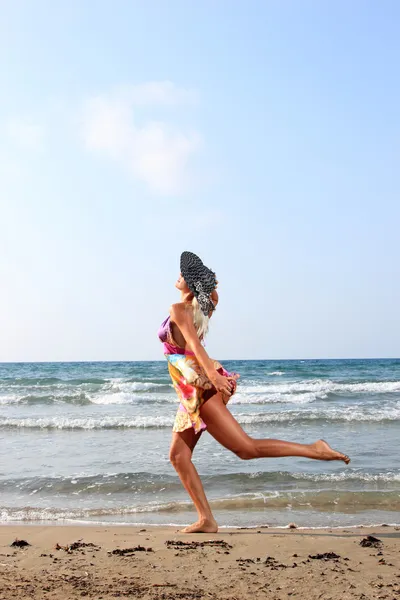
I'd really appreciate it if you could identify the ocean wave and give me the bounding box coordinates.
[239,379,400,396]
[0,375,173,405]
[0,377,107,386]
[106,380,170,393]
[89,391,173,405]
[1,377,400,406]
[2,470,399,496]
[200,491,400,512]
[1,472,183,495]
[0,393,92,406]
[2,489,400,523]
[234,405,400,423]
[0,403,399,429]
[0,391,176,406]
[232,391,321,404]
[233,379,400,404]
[0,389,317,406]
[0,415,175,430]
[0,394,24,405]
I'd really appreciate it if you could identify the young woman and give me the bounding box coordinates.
[158,251,350,533]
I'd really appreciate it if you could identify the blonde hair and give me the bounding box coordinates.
[192,297,210,340]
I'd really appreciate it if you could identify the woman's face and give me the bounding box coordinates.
[175,273,190,292]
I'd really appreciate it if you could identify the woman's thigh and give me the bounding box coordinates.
[200,393,253,455]
[169,427,202,461]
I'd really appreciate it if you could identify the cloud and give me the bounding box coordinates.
[5,118,44,151]
[82,81,201,195]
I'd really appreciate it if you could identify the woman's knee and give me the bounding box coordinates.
[169,445,191,468]
[234,439,259,460]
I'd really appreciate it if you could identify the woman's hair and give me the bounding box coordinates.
[192,297,210,340]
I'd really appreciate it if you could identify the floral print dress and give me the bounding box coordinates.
[158,316,237,434]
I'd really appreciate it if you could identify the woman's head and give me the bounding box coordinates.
[179,251,217,316]
[174,274,210,338]
[176,252,219,340]
[175,273,192,294]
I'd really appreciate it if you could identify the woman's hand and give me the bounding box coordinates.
[228,375,239,395]
[211,289,219,305]
[211,372,235,396]
[220,375,240,404]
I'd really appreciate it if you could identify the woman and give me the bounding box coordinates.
[158,251,350,533]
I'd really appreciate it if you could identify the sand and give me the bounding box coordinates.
[0,524,399,599]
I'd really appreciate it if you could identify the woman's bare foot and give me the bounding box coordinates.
[314,439,351,464]
[180,518,218,534]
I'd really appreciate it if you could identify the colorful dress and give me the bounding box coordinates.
[158,316,237,434]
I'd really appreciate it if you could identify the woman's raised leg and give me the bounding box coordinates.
[169,427,218,533]
[200,394,350,463]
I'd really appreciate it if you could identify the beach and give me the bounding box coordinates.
[1,525,399,599]
[2,359,400,598]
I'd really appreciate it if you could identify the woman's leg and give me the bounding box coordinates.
[200,394,350,463]
[169,427,218,533]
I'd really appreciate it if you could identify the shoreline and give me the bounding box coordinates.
[1,520,400,529]
[1,525,399,599]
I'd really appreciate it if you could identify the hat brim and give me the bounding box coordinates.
[180,251,217,315]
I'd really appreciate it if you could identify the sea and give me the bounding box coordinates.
[1,359,399,529]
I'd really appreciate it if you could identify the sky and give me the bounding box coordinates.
[1,0,399,362]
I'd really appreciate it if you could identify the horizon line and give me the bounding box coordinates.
[1,357,399,365]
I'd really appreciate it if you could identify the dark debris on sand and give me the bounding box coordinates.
[236,558,257,564]
[55,540,101,553]
[264,555,296,569]
[108,545,154,556]
[153,592,210,600]
[309,552,342,561]
[359,535,382,548]
[10,539,31,548]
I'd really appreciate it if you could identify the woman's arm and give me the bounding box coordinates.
[170,303,233,397]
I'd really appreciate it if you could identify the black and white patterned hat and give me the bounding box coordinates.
[180,251,217,316]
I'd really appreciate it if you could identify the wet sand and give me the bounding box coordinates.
[0,525,399,599]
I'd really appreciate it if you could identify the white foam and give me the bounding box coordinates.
[241,379,400,394]
[232,391,321,405]
[233,403,400,423]
[90,392,139,405]
[336,381,400,394]
[234,379,400,403]
[1,402,399,429]
[0,415,174,429]
[1,378,399,406]
[0,395,22,405]
[107,379,167,392]
[290,471,400,483]
[88,391,175,405]
[87,379,173,405]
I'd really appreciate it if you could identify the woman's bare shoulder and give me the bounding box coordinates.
[169,302,192,320]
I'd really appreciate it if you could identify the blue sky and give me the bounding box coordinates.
[1,0,399,361]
